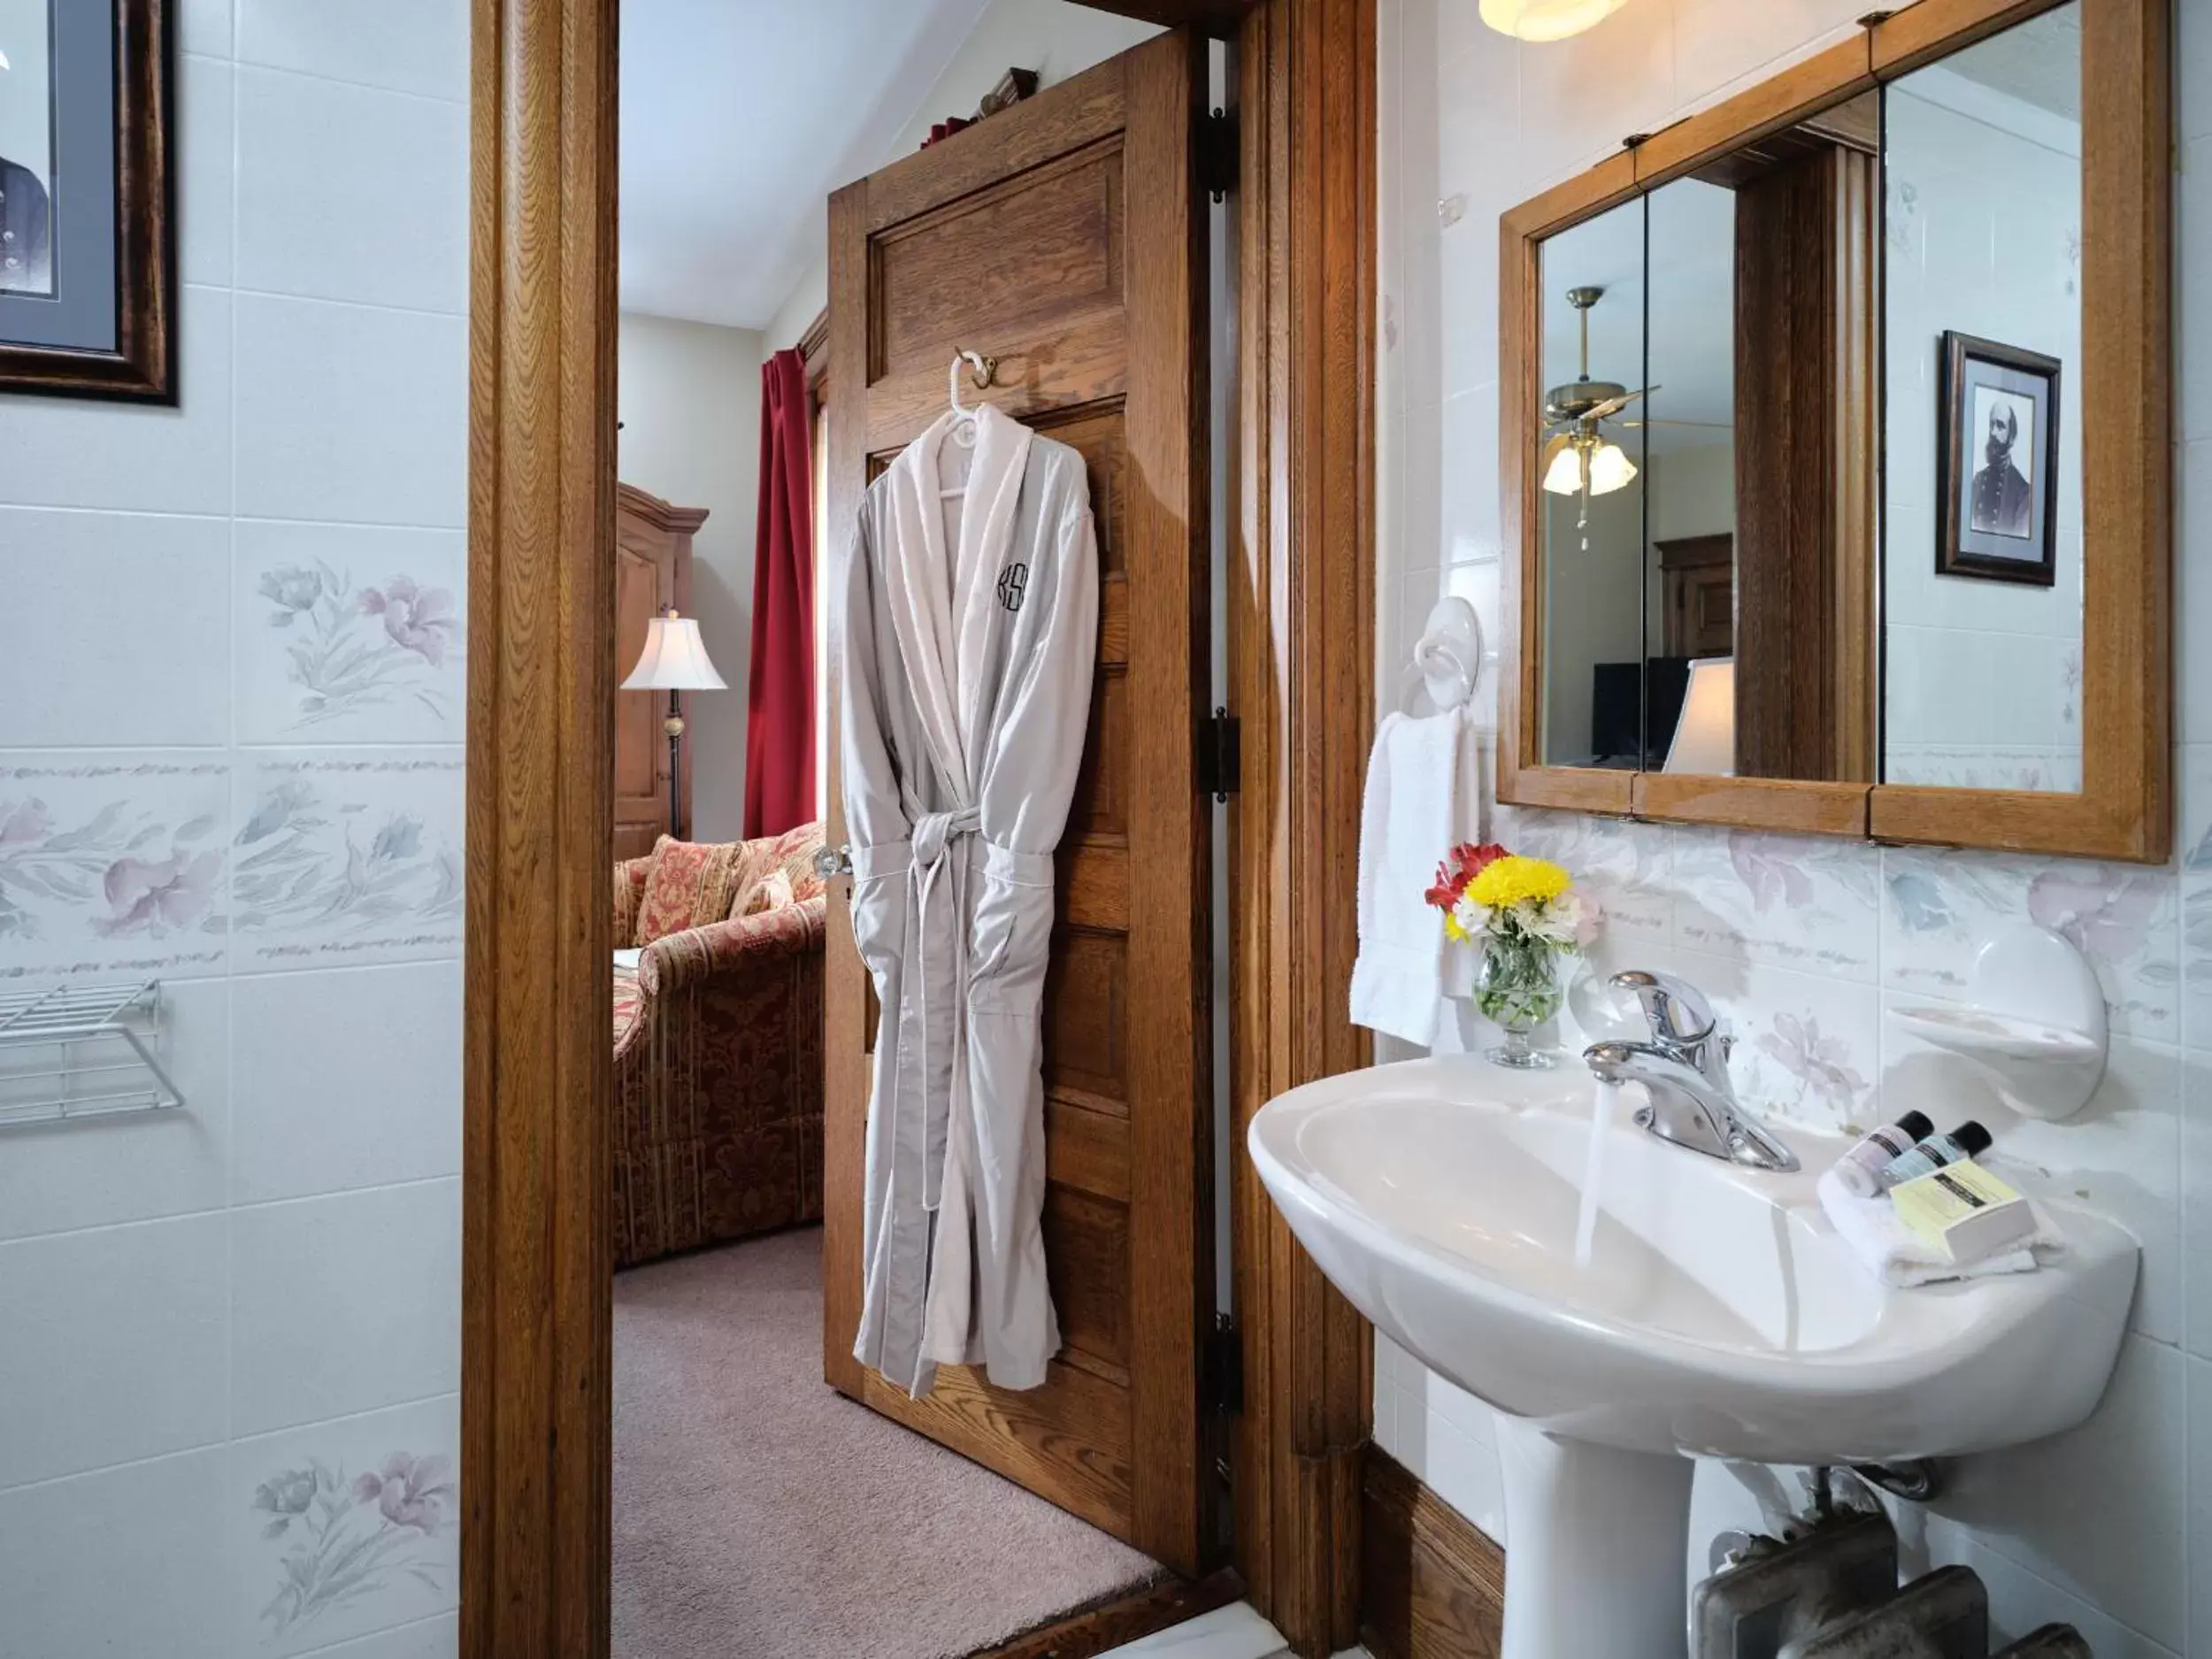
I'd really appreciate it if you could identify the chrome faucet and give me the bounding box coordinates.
[1582,970,1799,1172]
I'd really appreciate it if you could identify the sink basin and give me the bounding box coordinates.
[1248,1056,2138,1659]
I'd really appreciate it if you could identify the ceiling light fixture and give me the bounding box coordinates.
[1479,0,1628,43]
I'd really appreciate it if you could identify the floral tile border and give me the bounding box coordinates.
[1880,844,2180,1042]
[231,755,463,970]
[1671,826,1884,984]
[0,756,232,982]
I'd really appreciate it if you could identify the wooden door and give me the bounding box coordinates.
[821,32,1215,1577]
[612,483,703,862]
[1656,533,1734,658]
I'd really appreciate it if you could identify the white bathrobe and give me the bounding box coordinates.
[839,403,1099,1396]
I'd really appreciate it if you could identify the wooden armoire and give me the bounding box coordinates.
[614,482,708,863]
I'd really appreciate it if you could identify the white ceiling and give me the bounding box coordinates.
[619,0,993,329]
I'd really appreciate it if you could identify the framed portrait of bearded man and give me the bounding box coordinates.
[1935,331,2061,588]
[0,0,175,403]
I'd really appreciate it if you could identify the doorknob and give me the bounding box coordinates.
[814,843,853,879]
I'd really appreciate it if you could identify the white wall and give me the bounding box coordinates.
[1883,73,2085,793]
[618,312,765,842]
[0,4,468,1654]
[1375,0,2212,1652]
[759,0,1163,352]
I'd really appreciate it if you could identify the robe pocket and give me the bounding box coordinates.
[969,874,1056,1016]
[848,867,909,987]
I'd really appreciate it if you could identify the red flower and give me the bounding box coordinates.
[1425,841,1509,911]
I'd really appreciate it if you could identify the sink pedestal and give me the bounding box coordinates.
[1494,1417,1692,1659]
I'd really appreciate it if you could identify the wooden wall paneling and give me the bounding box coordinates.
[1120,27,1215,1573]
[1229,0,1374,1653]
[819,178,872,1404]
[1359,1448,1507,1659]
[461,0,617,1652]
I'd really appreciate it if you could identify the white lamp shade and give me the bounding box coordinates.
[1664,656,1735,776]
[1479,0,1628,42]
[1586,439,1638,495]
[1540,442,1586,495]
[623,613,727,691]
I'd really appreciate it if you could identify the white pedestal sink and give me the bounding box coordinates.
[1247,1056,2138,1659]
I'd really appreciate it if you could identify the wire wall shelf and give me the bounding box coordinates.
[0,980,185,1130]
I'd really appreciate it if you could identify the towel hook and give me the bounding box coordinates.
[1399,595,1483,713]
[949,349,996,412]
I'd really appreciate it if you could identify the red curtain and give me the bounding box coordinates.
[744,348,818,837]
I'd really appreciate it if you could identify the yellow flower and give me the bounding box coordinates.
[1464,855,1571,911]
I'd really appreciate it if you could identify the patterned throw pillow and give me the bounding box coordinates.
[634,837,754,945]
[759,820,828,903]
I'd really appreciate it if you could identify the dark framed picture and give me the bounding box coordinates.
[0,0,175,403]
[1934,330,2060,587]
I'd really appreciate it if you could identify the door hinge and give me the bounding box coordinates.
[1207,1313,1244,1416]
[1201,106,1239,204]
[1197,707,1240,801]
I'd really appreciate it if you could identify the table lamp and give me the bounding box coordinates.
[622,609,726,838]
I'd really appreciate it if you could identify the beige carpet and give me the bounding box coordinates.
[614,1228,1164,1659]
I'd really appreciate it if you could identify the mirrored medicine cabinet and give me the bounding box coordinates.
[1496,0,2170,862]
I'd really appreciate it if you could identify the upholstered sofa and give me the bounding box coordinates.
[611,822,826,1268]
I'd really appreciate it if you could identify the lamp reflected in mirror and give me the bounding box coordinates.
[1663,656,1736,775]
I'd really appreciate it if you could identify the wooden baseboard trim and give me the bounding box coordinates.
[971,1569,1246,1659]
[1359,1446,1507,1659]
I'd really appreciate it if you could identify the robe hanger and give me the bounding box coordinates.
[946,349,997,457]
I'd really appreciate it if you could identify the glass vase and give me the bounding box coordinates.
[1473,933,1564,1069]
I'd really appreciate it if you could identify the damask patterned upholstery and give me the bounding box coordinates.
[633,835,756,946]
[611,822,826,1268]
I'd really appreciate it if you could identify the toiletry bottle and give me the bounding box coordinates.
[1876,1120,1993,1191]
[1832,1110,1936,1198]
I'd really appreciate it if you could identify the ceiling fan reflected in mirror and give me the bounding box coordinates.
[1540,284,1655,545]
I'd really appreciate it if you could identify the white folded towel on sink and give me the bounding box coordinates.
[1349,706,1468,1048]
[1816,1166,2062,1288]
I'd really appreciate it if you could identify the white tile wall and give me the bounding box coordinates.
[0,1214,230,1487]
[0,510,232,749]
[231,964,462,1205]
[0,1448,236,1659]
[0,8,466,1652]
[234,296,468,527]
[1375,0,2211,1650]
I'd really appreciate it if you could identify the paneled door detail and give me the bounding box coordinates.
[820,31,1215,1577]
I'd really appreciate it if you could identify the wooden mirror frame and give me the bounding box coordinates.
[1496,0,2171,863]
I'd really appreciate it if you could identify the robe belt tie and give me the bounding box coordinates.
[908,807,980,1214]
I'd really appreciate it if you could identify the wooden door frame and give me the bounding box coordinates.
[460,0,1372,1653]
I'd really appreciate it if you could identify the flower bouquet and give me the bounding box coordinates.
[1425,842,1585,1069]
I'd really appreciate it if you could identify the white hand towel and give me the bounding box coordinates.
[1349,707,1464,1047]
[1816,1167,2063,1288]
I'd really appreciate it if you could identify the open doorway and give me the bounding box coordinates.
[603,6,1240,1655]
